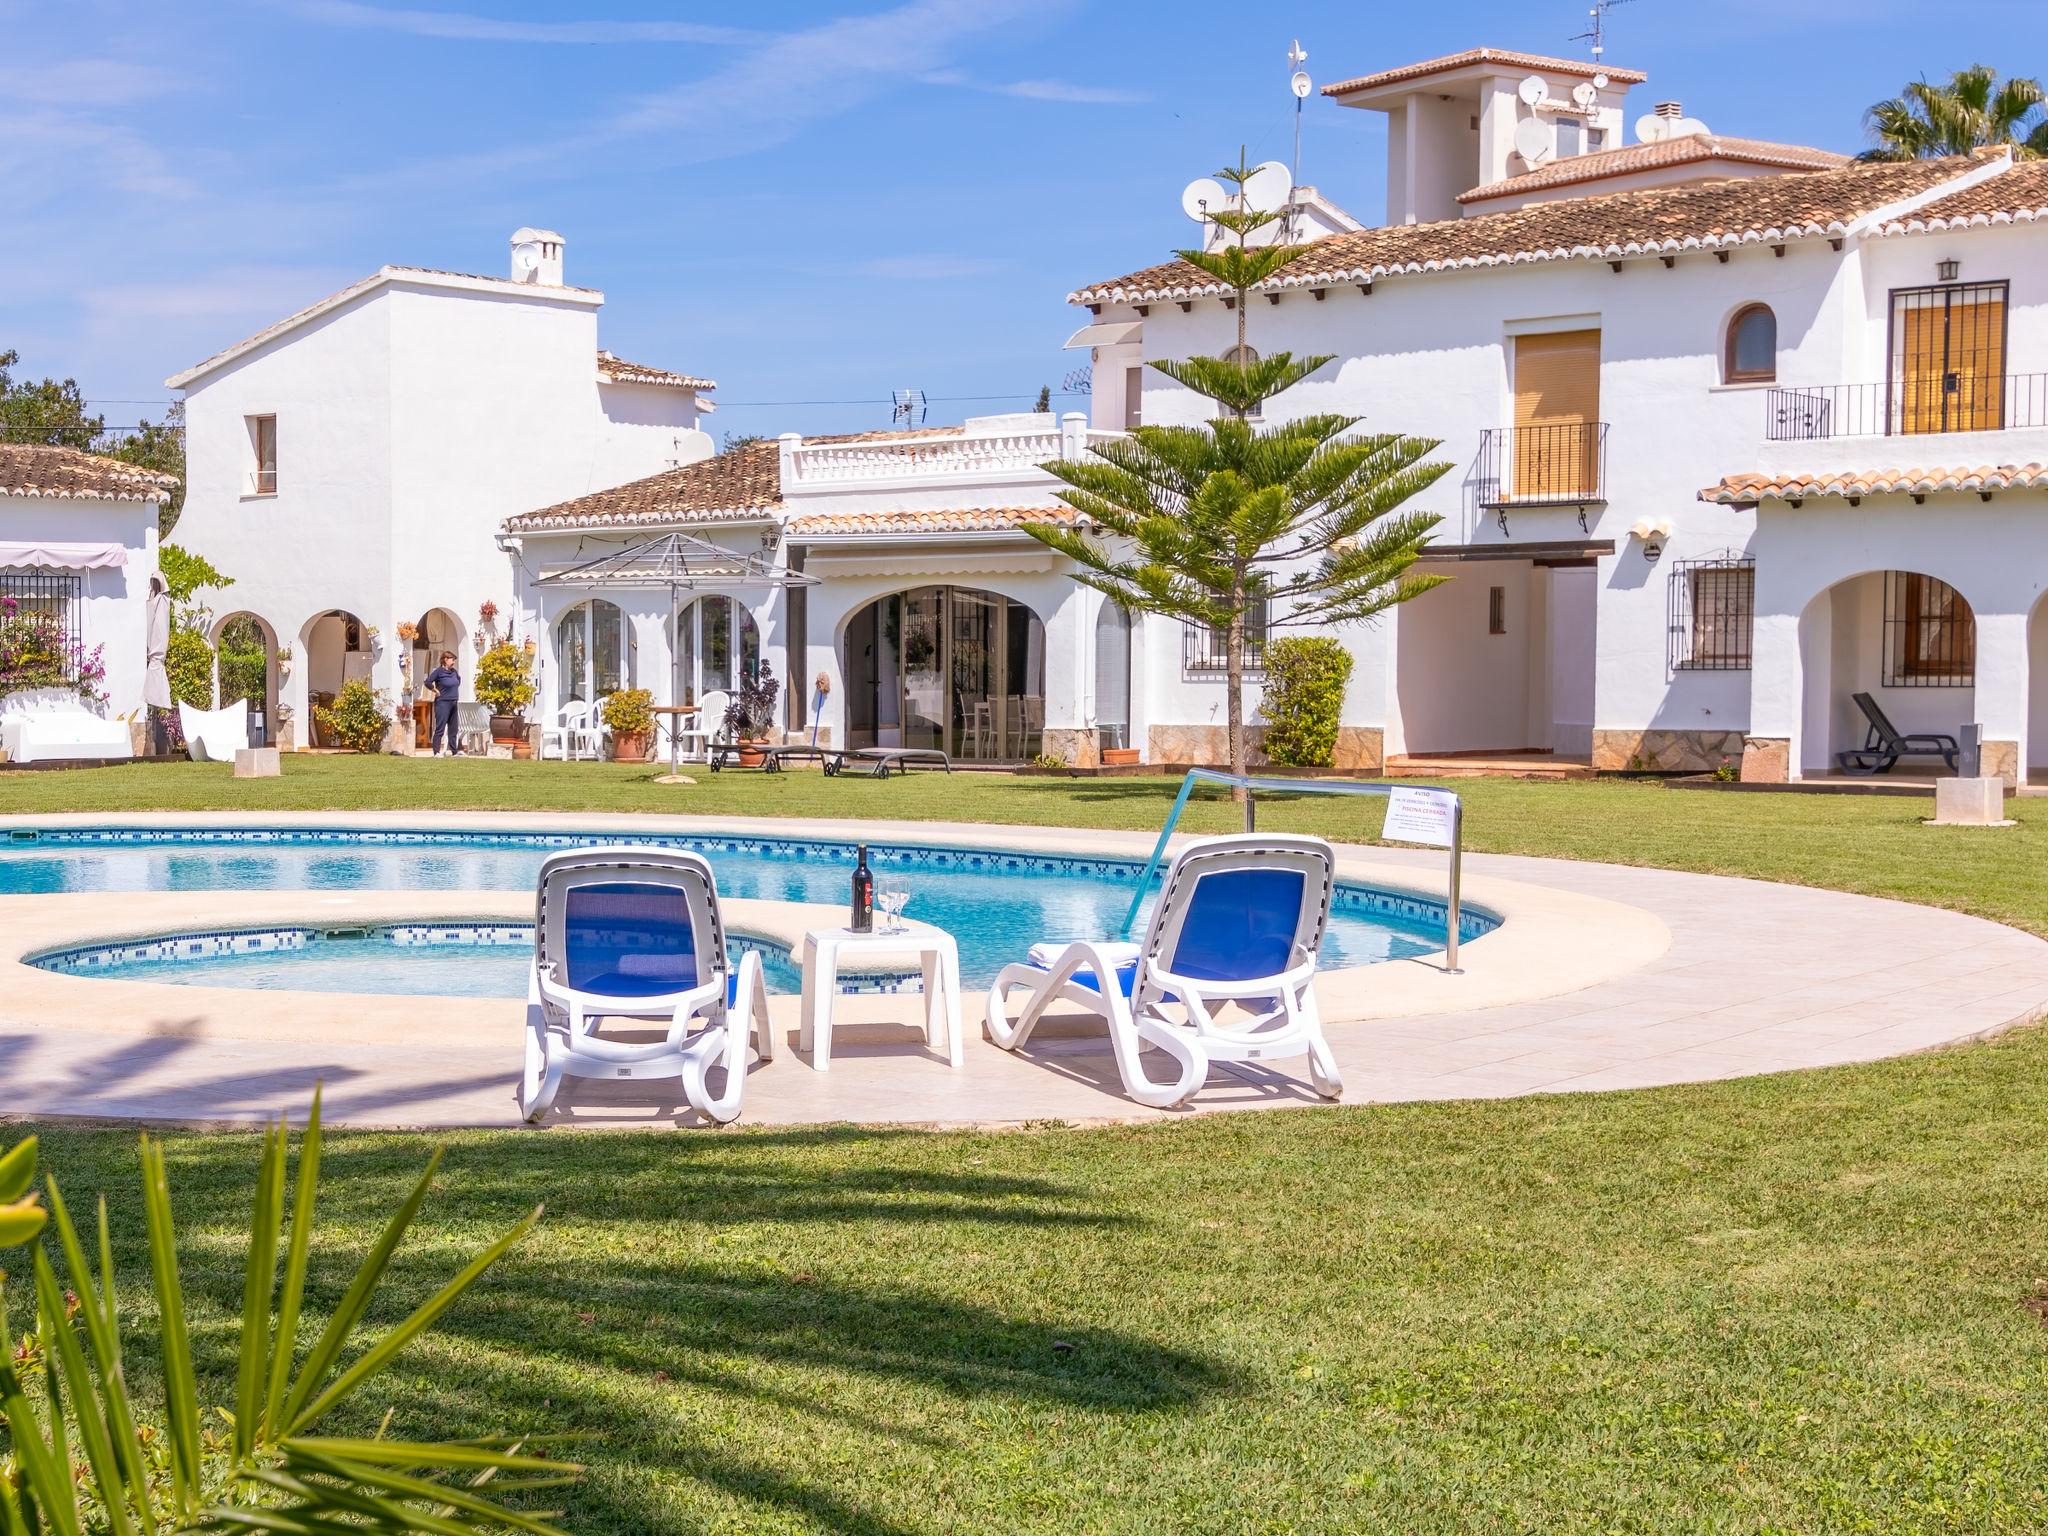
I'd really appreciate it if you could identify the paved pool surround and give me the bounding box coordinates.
[0,811,2043,1130]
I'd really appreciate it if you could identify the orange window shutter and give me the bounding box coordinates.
[1513,330,1600,498]
[1952,296,2006,431]
[1898,305,1944,436]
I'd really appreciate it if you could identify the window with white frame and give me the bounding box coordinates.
[247,415,277,495]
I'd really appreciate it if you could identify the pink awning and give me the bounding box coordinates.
[0,542,128,570]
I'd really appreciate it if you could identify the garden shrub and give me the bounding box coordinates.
[1256,636,1354,767]
[475,640,536,717]
[601,687,654,736]
[217,614,269,705]
[314,677,394,752]
[164,626,216,708]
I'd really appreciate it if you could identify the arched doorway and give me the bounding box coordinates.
[1094,600,1132,753]
[553,599,630,707]
[842,586,1044,762]
[303,609,373,747]
[1799,569,1975,775]
[668,595,760,706]
[406,607,467,748]
[212,612,279,746]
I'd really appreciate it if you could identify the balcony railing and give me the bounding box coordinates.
[1765,372,2048,441]
[1477,422,1608,508]
[788,424,1124,485]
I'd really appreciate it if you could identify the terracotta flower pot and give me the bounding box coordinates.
[612,730,650,763]
[1101,748,1140,766]
[489,713,525,742]
[736,739,768,768]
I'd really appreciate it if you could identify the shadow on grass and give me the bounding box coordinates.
[52,1122,1228,1536]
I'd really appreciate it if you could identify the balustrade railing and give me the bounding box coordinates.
[788,425,1123,484]
[1765,372,2048,441]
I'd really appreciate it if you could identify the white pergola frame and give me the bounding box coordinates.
[534,529,818,778]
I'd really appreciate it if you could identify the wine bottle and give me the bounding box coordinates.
[850,843,874,932]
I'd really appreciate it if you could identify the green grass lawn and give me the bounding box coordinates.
[6,759,2048,1531]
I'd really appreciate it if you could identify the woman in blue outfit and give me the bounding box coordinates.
[425,650,463,756]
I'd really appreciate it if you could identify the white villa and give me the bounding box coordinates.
[167,230,714,747]
[138,45,2048,785]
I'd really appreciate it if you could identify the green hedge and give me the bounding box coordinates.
[1257,636,1354,767]
[164,627,215,709]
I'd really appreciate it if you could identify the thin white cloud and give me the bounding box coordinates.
[0,58,184,109]
[851,255,1012,280]
[285,1,765,45]
[922,67,1146,105]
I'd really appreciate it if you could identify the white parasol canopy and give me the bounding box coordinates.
[533,529,816,778]
[143,573,172,712]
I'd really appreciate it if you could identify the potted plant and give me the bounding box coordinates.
[475,638,535,751]
[602,687,655,762]
[722,660,780,767]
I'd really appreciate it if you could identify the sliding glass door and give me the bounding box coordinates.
[844,586,1044,761]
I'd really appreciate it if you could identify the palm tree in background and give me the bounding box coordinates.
[1858,65,2047,161]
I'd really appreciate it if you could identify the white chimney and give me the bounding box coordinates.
[508,227,565,286]
[1653,100,1684,120]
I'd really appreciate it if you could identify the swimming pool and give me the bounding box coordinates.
[1,825,1493,987]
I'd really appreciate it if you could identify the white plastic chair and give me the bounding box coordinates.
[671,689,729,763]
[985,833,1341,1109]
[179,698,251,762]
[539,702,603,761]
[520,846,773,1124]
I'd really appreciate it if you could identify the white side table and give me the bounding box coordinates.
[799,924,962,1071]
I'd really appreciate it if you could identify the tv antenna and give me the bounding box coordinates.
[1287,39,1312,241]
[890,388,927,429]
[1061,364,1092,397]
[1571,0,1634,62]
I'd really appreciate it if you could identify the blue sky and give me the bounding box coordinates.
[5,0,2045,444]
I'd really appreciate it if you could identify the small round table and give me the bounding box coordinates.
[798,923,963,1071]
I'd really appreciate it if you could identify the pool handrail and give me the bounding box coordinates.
[1117,770,1466,974]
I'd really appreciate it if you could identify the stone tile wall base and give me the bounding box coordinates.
[1593,728,1749,774]
[1143,724,1384,772]
[1983,739,2019,788]
[1040,729,1099,769]
[1740,736,1790,784]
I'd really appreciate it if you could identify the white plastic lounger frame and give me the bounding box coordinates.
[986,833,1340,1109]
[521,846,773,1123]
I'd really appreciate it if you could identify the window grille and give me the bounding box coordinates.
[1183,600,1268,673]
[1882,570,1974,686]
[0,569,84,680]
[1667,553,1754,671]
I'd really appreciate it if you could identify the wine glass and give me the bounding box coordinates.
[876,874,911,934]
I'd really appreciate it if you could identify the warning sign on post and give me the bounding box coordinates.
[1380,786,1459,848]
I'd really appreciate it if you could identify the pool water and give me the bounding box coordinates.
[2,828,1482,989]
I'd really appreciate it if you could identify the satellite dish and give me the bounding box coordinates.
[1672,116,1710,138]
[1592,72,1609,89]
[1242,160,1294,213]
[1635,114,1669,144]
[1290,69,1313,99]
[1513,116,1552,165]
[1571,80,1597,108]
[1181,176,1227,221]
[1517,74,1547,107]
[1288,38,1308,68]
[511,241,542,278]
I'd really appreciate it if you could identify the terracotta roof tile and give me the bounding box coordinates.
[595,350,716,391]
[1700,463,2048,504]
[1322,48,1645,97]
[506,439,782,532]
[787,506,1088,537]
[0,443,177,503]
[1459,135,1850,204]
[503,426,980,532]
[1878,155,2048,232]
[1072,155,1982,304]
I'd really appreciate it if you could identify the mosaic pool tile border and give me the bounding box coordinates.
[4,826,1497,942]
[25,922,919,995]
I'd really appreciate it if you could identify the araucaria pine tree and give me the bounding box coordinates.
[1027,151,1451,776]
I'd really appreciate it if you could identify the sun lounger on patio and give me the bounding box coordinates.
[520,846,773,1124]
[985,833,1342,1109]
[836,746,952,779]
[1834,692,1960,775]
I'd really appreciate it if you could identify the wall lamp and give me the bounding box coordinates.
[1629,518,1672,561]
[1937,258,1961,282]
